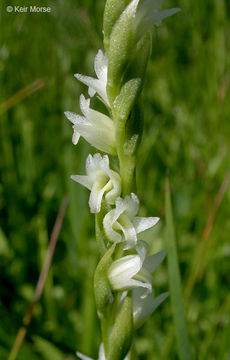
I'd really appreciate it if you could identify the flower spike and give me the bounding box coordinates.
[71,153,121,213]
[64,95,116,155]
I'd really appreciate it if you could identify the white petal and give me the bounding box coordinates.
[152,292,169,311]
[123,193,139,218]
[103,209,123,243]
[71,175,92,190]
[144,249,166,273]
[64,111,82,125]
[103,198,128,243]
[76,351,94,360]
[75,74,109,106]
[133,288,154,326]
[109,255,142,281]
[133,216,160,233]
[79,94,90,117]
[108,255,146,291]
[89,180,112,213]
[86,153,109,175]
[98,343,106,360]
[117,213,137,249]
[132,289,168,327]
[104,171,121,205]
[72,120,116,155]
[94,50,108,82]
[72,128,80,145]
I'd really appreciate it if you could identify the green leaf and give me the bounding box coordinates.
[165,177,193,360]
[33,336,63,360]
[107,294,133,360]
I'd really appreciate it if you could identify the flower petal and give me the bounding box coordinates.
[133,216,160,233]
[144,249,166,272]
[76,352,94,360]
[108,255,144,291]
[94,50,108,82]
[71,175,92,190]
[89,180,112,213]
[75,50,109,106]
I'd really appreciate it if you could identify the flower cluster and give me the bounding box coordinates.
[65,1,179,359]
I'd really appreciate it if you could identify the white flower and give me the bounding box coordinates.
[108,241,166,298]
[71,153,121,213]
[103,193,159,249]
[132,246,168,327]
[75,50,109,107]
[64,95,116,155]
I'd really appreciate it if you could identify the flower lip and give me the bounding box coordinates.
[103,193,160,248]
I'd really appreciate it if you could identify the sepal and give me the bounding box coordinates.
[134,0,180,42]
[75,50,109,107]
[132,288,169,328]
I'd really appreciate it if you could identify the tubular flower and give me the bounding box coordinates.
[108,241,164,297]
[64,95,116,155]
[75,50,109,107]
[103,193,159,249]
[71,153,121,213]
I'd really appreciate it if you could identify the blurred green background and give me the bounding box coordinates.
[0,0,230,359]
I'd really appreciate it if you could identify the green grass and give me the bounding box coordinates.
[0,0,230,359]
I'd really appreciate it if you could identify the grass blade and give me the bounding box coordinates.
[165,176,193,360]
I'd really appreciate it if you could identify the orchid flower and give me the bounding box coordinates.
[75,50,109,107]
[108,241,165,297]
[71,153,121,213]
[64,95,116,155]
[103,193,159,249]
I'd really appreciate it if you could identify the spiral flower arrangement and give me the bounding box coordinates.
[65,1,179,359]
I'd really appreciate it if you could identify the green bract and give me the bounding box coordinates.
[107,0,140,104]
[107,295,133,360]
[94,244,115,319]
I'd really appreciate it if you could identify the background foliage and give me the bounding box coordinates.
[0,0,230,359]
